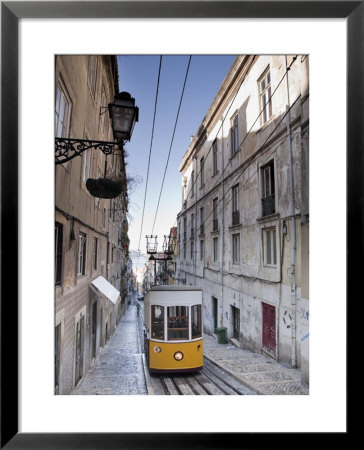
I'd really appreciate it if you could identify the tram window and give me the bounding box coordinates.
[167,306,189,340]
[151,305,164,340]
[192,305,202,339]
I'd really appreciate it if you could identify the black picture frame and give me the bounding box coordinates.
[1,1,357,448]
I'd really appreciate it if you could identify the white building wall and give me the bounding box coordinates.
[177,55,309,380]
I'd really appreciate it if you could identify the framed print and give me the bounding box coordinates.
[1,0,359,447]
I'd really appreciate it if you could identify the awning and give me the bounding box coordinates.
[91,276,120,304]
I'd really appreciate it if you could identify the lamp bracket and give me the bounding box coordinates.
[55,137,118,165]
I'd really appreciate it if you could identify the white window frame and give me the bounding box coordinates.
[55,79,72,138]
[78,232,87,276]
[232,233,240,264]
[212,139,218,174]
[88,55,98,98]
[213,237,218,262]
[200,157,205,188]
[231,114,239,155]
[82,150,92,184]
[259,67,273,125]
[263,227,277,267]
[99,85,107,135]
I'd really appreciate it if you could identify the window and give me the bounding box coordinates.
[78,232,87,276]
[231,114,239,154]
[261,160,275,216]
[192,305,202,339]
[200,157,205,188]
[232,233,240,264]
[212,197,218,231]
[55,80,71,138]
[191,170,194,197]
[259,68,273,124]
[88,55,97,97]
[232,184,240,225]
[191,213,195,238]
[213,237,218,262]
[82,149,92,184]
[99,86,107,134]
[200,240,204,260]
[183,217,187,241]
[263,228,277,266]
[183,242,187,259]
[190,241,194,260]
[168,306,189,340]
[92,238,98,270]
[55,222,63,285]
[212,139,218,175]
[151,305,164,340]
[199,207,204,235]
[183,178,187,203]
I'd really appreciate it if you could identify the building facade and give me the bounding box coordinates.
[176,55,309,383]
[55,55,131,394]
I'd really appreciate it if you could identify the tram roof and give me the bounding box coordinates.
[149,285,202,292]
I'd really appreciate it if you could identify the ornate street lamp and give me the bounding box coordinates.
[108,92,139,144]
[55,91,139,199]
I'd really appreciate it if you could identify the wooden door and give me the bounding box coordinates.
[262,302,276,353]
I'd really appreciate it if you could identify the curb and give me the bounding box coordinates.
[141,353,155,395]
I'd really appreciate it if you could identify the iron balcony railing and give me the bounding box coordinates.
[232,210,240,226]
[262,194,275,216]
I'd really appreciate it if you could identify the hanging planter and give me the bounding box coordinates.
[86,177,124,199]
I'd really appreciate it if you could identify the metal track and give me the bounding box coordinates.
[156,359,255,395]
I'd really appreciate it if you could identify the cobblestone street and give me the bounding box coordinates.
[72,301,147,395]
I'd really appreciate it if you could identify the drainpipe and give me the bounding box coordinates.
[220,117,225,327]
[285,56,297,368]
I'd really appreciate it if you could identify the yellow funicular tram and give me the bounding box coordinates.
[144,285,203,373]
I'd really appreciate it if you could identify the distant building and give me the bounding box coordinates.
[55,55,131,394]
[176,55,309,383]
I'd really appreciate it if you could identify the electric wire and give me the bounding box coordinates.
[183,55,298,210]
[180,95,301,266]
[180,55,299,238]
[136,56,163,256]
[151,55,192,235]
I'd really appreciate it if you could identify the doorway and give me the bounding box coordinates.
[262,302,276,354]
[212,297,218,332]
[231,305,240,340]
[91,301,97,360]
[75,316,85,385]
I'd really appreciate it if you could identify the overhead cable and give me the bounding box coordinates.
[151,55,192,235]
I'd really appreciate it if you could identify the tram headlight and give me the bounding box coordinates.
[153,346,162,353]
[174,351,184,361]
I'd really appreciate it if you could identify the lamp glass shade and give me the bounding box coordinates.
[109,92,138,142]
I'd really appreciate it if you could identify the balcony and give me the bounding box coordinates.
[262,195,275,217]
[232,210,240,226]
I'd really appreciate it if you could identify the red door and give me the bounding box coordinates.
[262,303,276,354]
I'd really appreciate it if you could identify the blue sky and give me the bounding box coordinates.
[117,55,236,254]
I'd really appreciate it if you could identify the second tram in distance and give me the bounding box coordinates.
[143,285,203,373]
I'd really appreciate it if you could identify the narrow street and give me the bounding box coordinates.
[71,292,307,395]
[72,294,147,395]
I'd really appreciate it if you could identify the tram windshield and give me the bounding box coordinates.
[167,306,189,340]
